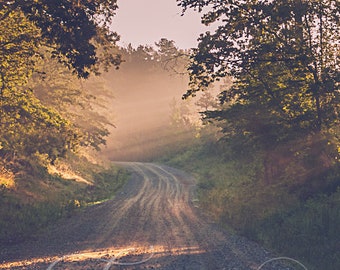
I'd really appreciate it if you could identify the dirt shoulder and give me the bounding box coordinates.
[0,162,289,269]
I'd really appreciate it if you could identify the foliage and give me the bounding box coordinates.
[1,0,121,78]
[0,86,79,165]
[161,130,339,270]
[28,54,115,151]
[179,0,340,133]
[0,4,119,166]
[0,166,15,189]
[172,5,340,267]
[155,38,189,74]
[0,9,40,95]
[258,190,340,270]
[119,39,189,73]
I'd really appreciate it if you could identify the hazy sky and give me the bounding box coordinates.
[111,0,211,49]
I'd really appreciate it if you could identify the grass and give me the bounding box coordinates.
[158,134,340,270]
[0,152,129,245]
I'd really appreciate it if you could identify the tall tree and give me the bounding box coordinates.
[0,1,121,165]
[179,0,340,132]
[155,38,189,74]
[0,0,121,78]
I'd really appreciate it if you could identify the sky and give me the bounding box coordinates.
[111,0,211,49]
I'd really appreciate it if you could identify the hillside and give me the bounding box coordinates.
[0,153,128,245]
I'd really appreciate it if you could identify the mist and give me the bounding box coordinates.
[100,45,195,161]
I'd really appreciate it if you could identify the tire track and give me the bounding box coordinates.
[0,162,295,270]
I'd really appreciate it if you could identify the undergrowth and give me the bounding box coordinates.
[0,153,128,245]
[159,134,340,270]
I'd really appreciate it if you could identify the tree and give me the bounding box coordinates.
[0,0,122,78]
[155,38,189,74]
[0,86,79,164]
[0,9,39,96]
[195,91,217,111]
[0,2,120,165]
[0,9,77,164]
[179,0,340,132]
[28,54,114,151]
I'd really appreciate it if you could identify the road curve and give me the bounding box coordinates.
[0,162,289,269]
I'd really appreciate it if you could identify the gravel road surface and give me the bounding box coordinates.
[0,162,296,269]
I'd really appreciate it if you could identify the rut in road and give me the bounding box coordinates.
[0,162,291,270]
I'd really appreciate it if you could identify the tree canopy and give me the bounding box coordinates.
[0,1,121,166]
[1,0,121,78]
[179,0,339,133]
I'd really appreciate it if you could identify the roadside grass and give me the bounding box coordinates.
[0,153,128,245]
[0,167,15,189]
[159,135,340,270]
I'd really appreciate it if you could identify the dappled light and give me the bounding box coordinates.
[47,163,93,185]
[0,245,205,269]
[0,167,15,189]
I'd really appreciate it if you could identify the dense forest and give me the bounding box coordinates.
[0,1,339,270]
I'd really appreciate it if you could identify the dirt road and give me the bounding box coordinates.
[0,162,288,269]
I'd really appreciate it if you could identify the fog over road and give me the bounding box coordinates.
[1,163,290,269]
